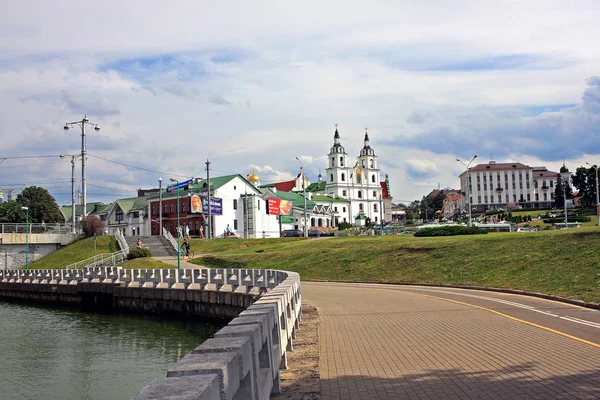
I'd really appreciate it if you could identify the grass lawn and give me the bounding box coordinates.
[120,258,174,269]
[188,228,600,304]
[30,236,118,269]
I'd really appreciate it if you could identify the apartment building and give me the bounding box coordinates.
[459,161,562,211]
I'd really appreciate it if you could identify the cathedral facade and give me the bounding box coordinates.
[318,127,384,224]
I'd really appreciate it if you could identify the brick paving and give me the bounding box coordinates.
[303,282,600,400]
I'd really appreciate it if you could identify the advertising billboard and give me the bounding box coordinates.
[267,198,293,215]
[189,194,223,215]
[167,179,193,192]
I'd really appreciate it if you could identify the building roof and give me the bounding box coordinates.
[311,195,349,203]
[267,190,317,210]
[533,170,559,178]
[148,174,262,201]
[468,162,530,172]
[115,196,149,213]
[61,202,107,220]
[426,189,460,199]
[380,181,392,199]
[306,181,327,192]
[273,179,296,192]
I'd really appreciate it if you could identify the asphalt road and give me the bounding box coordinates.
[303,281,600,400]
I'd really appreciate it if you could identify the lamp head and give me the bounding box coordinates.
[21,206,28,211]
[60,153,65,159]
[473,154,478,159]
[94,126,100,132]
[64,124,70,131]
[158,177,162,182]
[456,158,460,162]
[170,178,177,183]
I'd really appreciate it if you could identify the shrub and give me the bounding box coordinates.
[543,216,591,224]
[414,226,488,237]
[108,237,118,253]
[127,248,152,260]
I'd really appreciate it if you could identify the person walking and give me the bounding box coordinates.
[185,224,190,238]
[41,220,46,233]
[199,225,204,238]
[226,224,232,238]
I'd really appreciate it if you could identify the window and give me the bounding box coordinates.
[527,194,531,201]
[332,157,335,166]
[535,181,538,188]
[526,173,529,180]
[152,205,156,215]
[195,220,199,231]
[358,191,363,199]
[543,193,547,201]
[551,193,554,200]
[234,219,238,230]
[170,204,174,213]
[370,159,374,168]
[182,201,186,212]
[484,195,488,203]
[519,182,522,189]
[258,200,261,210]
[340,157,344,166]
[374,204,378,212]
[362,160,365,168]
[342,190,347,197]
[490,183,493,190]
[341,173,345,182]
[334,207,338,212]
[233,199,238,210]
[343,207,346,212]
[164,204,168,214]
[512,182,516,189]
[478,196,481,204]
[513,194,517,202]
[550,180,554,188]
[497,173,501,181]
[484,184,487,190]
[234,186,236,190]
[330,174,334,181]
[477,175,480,182]
[526,182,530,189]
[498,195,502,203]
[116,209,123,222]
[373,191,377,198]
[477,184,481,191]
[483,175,487,182]
[535,193,539,201]
[359,203,364,210]
[371,174,375,183]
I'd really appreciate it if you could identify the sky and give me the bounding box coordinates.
[1,0,600,206]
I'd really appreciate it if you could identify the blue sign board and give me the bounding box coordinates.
[167,179,193,192]
[190,194,223,215]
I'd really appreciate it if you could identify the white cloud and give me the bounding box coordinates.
[2,1,600,204]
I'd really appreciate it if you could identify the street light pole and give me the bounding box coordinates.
[21,207,29,270]
[60,153,80,234]
[64,116,100,219]
[170,179,181,270]
[586,162,599,227]
[158,178,163,235]
[296,157,308,237]
[457,155,478,227]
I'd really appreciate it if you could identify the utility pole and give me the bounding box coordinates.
[379,194,384,232]
[60,153,80,234]
[586,163,599,227]
[206,159,212,239]
[457,155,478,227]
[296,157,308,237]
[64,116,100,218]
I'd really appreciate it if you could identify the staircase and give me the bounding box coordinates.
[124,235,177,257]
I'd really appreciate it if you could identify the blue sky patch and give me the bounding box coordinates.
[423,53,571,72]
[99,54,205,82]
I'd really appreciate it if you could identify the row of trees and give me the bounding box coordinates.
[571,166,599,207]
[0,186,64,223]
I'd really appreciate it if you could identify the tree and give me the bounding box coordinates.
[571,166,596,207]
[554,174,574,209]
[0,200,28,223]
[16,186,63,223]
[406,200,421,220]
[80,216,105,237]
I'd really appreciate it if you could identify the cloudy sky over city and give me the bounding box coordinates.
[1,0,599,205]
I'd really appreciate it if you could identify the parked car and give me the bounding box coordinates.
[307,229,325,237]
[282,229,303,237]
[516,227,531,232]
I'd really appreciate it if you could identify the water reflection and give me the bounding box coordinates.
[1,302,223,400]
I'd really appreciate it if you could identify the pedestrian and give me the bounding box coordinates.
[41,220,46,233]
[185,224,190,238]
[199,225,204,239]
[226,224,232,238]
[136,237,143,249]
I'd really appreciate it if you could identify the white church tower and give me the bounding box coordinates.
[323,126,383,224]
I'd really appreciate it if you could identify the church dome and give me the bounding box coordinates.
[248,171,260,181]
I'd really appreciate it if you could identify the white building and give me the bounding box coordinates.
[459,161,566,212]
[312,128,385,224]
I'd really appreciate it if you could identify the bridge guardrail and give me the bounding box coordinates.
[1,223,73,234]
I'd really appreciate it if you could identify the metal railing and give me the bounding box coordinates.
[63,251,127,270]
[114,230,129,254]
[162,227,178,251]
[0,223,74,234]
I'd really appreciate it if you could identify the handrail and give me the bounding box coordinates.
[0,223,74,234]
[63,250,126,270]
[114,230,129,254]
[162,227,178,251]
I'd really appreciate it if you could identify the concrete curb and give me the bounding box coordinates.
[304,279,600,310]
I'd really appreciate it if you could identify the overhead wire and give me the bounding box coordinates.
[87,153,195,179]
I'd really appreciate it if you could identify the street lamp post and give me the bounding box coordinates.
[457,155,478,227]
[586,162,599,227]
[170,179,181,270]
[21,207,29,270]
[158,178,163,235]
[60,153,80,234]
[296,157,308,237]
[64,116,100,219]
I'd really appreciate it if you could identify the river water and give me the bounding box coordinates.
[0,302,224,400]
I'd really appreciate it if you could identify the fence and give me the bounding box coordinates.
[162,227,178,251]
[114,230,129,254]
[0,223,73,234]
[63,251,127,270]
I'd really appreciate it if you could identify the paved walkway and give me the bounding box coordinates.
[303,282,600,400]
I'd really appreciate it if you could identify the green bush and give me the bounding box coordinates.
[108,237,118,253]
[127,248,152,260]
[543,216,591,224]
[414,226,488,237]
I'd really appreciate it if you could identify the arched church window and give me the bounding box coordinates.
[374,204,378,212]
[330,174,334,181]
[341,173,345,182]
[370,159,373,168]
[372,175,376,183]
[359,203,364,210]
[340,157,344,166]
[331,157,335,166]
[358,191,363,199]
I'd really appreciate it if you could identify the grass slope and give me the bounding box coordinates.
[30,236,117,269]
[189,229,600,303]
[120,258,173,269]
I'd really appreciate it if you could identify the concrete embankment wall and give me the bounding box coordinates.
[0,233,82,270]
[0,267,302,400]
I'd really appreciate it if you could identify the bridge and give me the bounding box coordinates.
[0,223,80,269]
